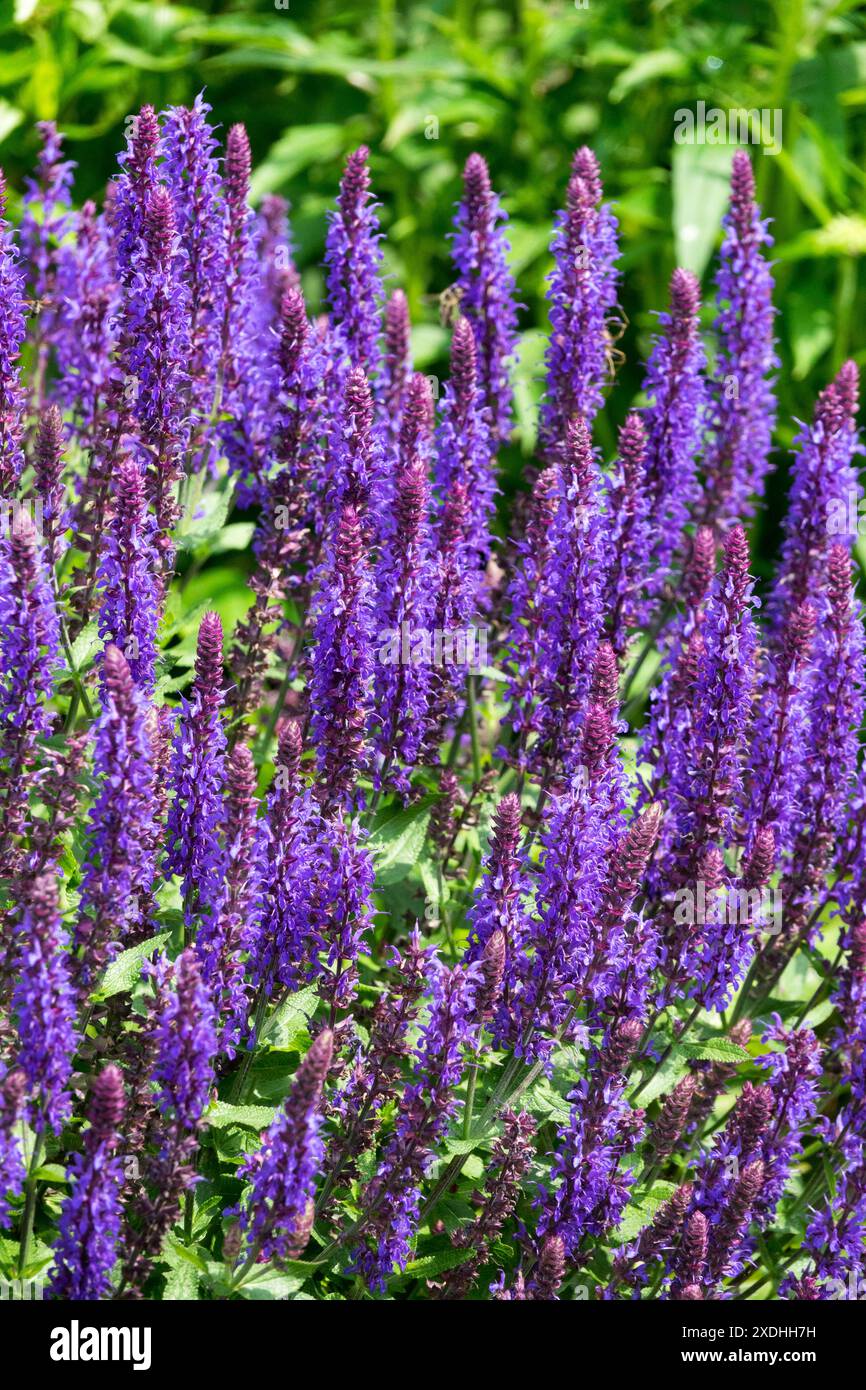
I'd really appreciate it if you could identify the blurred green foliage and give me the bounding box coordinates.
[2,0,866,558]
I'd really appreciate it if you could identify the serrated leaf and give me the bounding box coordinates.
[259,985,318,1048]
[69,620,100,672]
[677,1040,750,1064]
[33,1164,68,1184]
[239,1266,312,1299]
[97,932,170,998]
[401,1247,475,1280]
[207,1102,277,1131]
[368,802,433,885]
[443,1124,497,1156]
[175,485,234,553]
[612,1181,678,1244]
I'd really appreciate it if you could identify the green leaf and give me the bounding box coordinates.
[442,1124,498,1157]
[259,985,319,1048]
[671,142,734,278]
[238,1266,312,1300]
[69,620,100,673]
[401,1246,476,1280]
[610,49,688,104]
[368,801,434,885]
[33,1164,68,1184]
[97,932,170,998]
[207,1102,277,1131]
[175,484,235,554]
[612,1181,679,1244]
[677,1039,750,1064]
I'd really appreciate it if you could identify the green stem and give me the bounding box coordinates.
[467,674,482,783]
[18,1134,45,1278]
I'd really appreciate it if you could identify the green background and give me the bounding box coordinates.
[2,0,865,565]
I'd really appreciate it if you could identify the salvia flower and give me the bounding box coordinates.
[149,948,217,1133]
[539,148,619,451]
[75,644,157,985]
[309,504,374,807]
[433,316,495,577]
[0,170,28,493]
[351,961,479,1288]
[324,146,384,377]
[12,873,77,1134]
[0,1068,25,1228]
[235,1029,333,1263]
[48,1066,125,1300]
[380,289,412,448]
[161,93,225,463]
[165,612,227,935]
[96,456,161,693]
[702,150,778,525]
[451,153,519,442]
[769,360,861,636]
[465,793,532,1046]
[641,268,706,605]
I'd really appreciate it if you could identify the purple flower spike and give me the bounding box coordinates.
[539,148,620,451]
[0,511,60,867]
[519,415,608,772]
[702,150,778,525]
[744,598,815,857]
[13,873,77,1135]
[113,104,161,283]
[351,960,479,1289]
[466,793,531,1046]
[381,289,413,447]
[327,365,387,524]
[770,361,861,636]
[309,504,374,807]
[255,193,299,332]
[452,153,519,443]
[605,412,653,654]
[325,146,384,377]
[434,316,495,576]
[149,948,217,1134]
[0,171,27,494]
[162,93,224,464]
[0,1069,26,1228]
[372,376,436,791]
[48,1066,125,1301]
[20,121,75,395]
[75,644,157,986]
[197,741,262,1056]
[219,123,271,495]
[166,612,227,932]
[236,1029,333,1262]
[641,268,706,604]
[33,405,66,572]
[539,1021,644,1258]
[660,525,757,918]
[783,545,865,949]
[53,199,117,436]
[96,456,161,693]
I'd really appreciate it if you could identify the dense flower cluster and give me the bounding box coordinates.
[0,104,864,1306]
